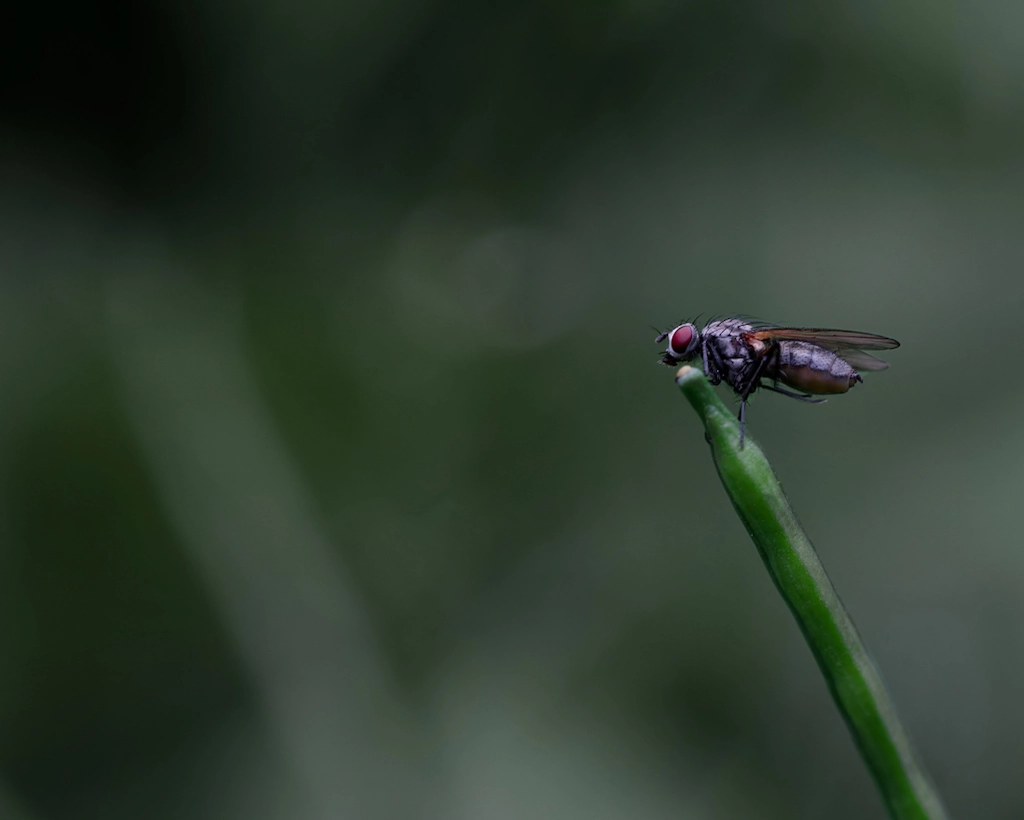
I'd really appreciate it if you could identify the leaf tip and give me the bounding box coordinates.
[675,364,699,385]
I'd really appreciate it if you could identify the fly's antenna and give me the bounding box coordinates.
[651,324,670,343]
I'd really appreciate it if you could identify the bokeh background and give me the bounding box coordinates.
[3,1,1023,818]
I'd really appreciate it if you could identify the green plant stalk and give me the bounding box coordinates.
[674,365,947,820]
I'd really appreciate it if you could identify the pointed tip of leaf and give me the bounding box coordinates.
[674,364,699,386]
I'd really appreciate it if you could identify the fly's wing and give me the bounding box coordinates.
[748,327,899,369]
[748,328,900,350]
[834,349,891,371]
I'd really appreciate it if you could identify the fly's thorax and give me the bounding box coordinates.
[703,322,751,356]
[775,341,860,394]
[700,320,762,389]
[702,318,755,339]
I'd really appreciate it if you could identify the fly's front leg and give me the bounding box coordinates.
[703,342,725,386]
[701,342,713,381]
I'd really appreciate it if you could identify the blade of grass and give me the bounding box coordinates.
[674,365,947,820]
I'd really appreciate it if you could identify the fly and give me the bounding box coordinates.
[655,317,899,447]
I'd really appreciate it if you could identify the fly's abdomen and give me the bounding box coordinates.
[776,343,859,395]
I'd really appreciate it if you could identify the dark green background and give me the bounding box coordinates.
[2,1,1021,818]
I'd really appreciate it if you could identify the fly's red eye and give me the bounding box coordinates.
[670,324,694,355]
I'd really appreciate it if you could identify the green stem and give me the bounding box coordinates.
[675,365,947,820]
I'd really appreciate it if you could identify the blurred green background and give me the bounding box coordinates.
[2,1,1023,818]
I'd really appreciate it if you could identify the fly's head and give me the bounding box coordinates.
[655,322,701,366]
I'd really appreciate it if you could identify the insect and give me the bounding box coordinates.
[655,317,899,446]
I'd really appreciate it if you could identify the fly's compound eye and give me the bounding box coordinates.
[666,323,699,358]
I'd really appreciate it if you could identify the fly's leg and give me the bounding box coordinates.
[733,343,778,450]
[703,342,725,386]
[736,348,774,449]
[762,384,827,404]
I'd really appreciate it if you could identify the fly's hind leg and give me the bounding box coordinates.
[762,384,827,404]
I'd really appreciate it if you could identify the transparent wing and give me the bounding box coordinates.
[749,327,900,351]
[835,349,891,371]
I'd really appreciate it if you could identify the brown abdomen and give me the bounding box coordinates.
[778,365,857,394]
[775,343,859,395]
